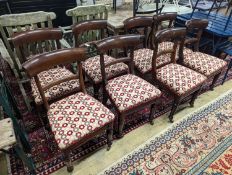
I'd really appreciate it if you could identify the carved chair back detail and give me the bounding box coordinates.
[185,19,209,51]
[96,34,145,85]
[124,16,153,49]
[152,28,186,79]
[72,19,109,47]
[22,48,87,110]
[0,11,56,70]
[11,28,62,66]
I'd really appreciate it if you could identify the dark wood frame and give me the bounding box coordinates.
[96,34,161,138]
[179,19,225,90]
[22,48,114,172]
[152,28,205,123]
[11,28,82,105]
[72,19,115,99]
[123,13,177,80]
[11,28,62,65]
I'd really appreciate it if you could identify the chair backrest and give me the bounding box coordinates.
[123,16,153,48]
[152,28,186,78]
[11,28,63,66]
[72,19,108,47]
[150,12,177,48]
[95,34,144,85]
[0,11,56,71]
[152,12,177,31]
[22,48,88,111]
[66,4,109,25]
[185,19,209,51]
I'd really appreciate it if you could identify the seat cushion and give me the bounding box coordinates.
[106,74,161,112]
[183,51,227,76]
[31,67,80,105]
[82,55,129,84]
[47,92,115,149]
[134,51,172,74]
[157,63,207,96]
[134,42,191,74]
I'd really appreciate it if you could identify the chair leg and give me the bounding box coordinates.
[149,103,156,125]
[19,82,32,111]
[93,84,101,99]
[189,88,201,107]
[222,59,232,85]
[210,73,221,90]
[63,151,73,172]
[117,114,125,139]
[106,123,113,151]
[169,97,181,123]
[102,88,108,105]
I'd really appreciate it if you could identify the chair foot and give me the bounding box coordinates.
[116,133,124,139]
[190,88,201,107]
[63,152,73,172]
[210,73,221,90]
[106,123,113,151]
[117,115,125,139]
[67,165,74,172]
[169,98,181,123]
[169,117,174,123]
[149,104,155,125]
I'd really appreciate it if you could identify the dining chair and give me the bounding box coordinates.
[179,19,227,90]
[123,13,177,79]
[0,11,56,110]
[152,28,207,123]
[96,34,162,138]
[72,20,129,99]
[11,28,80,106]
[62,4,110,48]
[22,47,115,172]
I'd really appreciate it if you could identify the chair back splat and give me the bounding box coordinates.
[150,12,177,48]
[152,28,186,78]
[11,28,62,65]
[72,19,108,47]
[124,16,153,49]
[22,48,88,110]
[95,34,144,85]
[185,19,209,51]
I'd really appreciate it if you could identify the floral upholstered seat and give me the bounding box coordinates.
[134,42,192,74]
[47,92,115,149]
[106,74,161,112]
[156,63,207,96]
[82,55,129,84]
[183,51,227,77]
[31,67,80,105]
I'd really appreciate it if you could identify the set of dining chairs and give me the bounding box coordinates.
[9,12,227,172]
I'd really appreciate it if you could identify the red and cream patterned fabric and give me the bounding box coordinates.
[47,92,115,149]
[31,67,80,105]
[157,63,206,96]
[134,48,171,74]
[82,55,129,84]
[134,42,191,74]
[106,74,161,112]
[183,51,227,76]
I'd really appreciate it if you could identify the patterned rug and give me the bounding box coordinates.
[100,89,232,175]
[1,56,232,175]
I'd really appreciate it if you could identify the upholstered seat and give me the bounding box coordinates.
[134,42,192,74]
[31,67,80,105]
[106,74,161,112]
[156,63,207,96]
[82,55,129,84]
[183,51,227,76]
[47,92,115,149]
